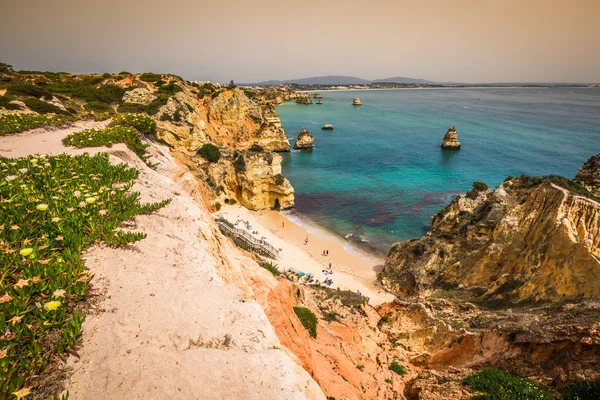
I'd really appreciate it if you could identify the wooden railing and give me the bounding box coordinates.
[217,221,280,260]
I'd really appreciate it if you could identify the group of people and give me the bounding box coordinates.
[321,249,329,256]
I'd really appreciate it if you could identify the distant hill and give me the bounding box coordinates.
[372,76,441,85]
[247,75,372,86]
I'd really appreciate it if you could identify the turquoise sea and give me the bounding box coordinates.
[276,88,600,256]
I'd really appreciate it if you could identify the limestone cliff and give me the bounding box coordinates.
[380,172,600,304]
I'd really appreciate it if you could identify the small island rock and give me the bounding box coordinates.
[293,128,314,150]
[314,93,323,99]
[352,97,361,106]
[441,126,461,149]
[322,124,334,130]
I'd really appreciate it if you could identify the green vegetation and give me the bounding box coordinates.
[62,126,151,165]
[6,84,53,100]
[233,152,246,173]
[356,364,365,371]
[117,95,168,115]
[463,369,554,400]
[0,114,76,136]
[109,113,157,136]
[472,181,489,191]
[0,152,170,397]
[261,262,280,276]
[0,62,14,74]
[83,101,115,114]
[293,306,318,338]
[248,143,264,152]
[315,286,367,309]
[389,361,407,376]
[198,143,221,163]
[518,174,600,202]
[139,73,162,82]
[562,379,600,400]
[157,82,182,95]
[46,81,125,104]
[23,98,70,115]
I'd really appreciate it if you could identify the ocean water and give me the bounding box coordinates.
[275,88,600,256]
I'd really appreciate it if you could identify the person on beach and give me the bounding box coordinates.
[326,249,329,256]
[304,235,308,245]
[282,221,285,228]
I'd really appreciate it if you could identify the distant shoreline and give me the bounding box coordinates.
[294,86,559,93]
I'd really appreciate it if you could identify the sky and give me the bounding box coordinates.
[1,0,599,83]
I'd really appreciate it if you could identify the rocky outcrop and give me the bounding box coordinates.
[352,98,361,106]
[122,87,157,105]
[575,153,600,196]
[296,94,313,105]
[380,174,600,303]
[313,93,323,99]
[441,126,461,149]
[322,124,334,130]
[294,128,314,150]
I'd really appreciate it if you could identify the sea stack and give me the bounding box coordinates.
[316,100,323,105]
[441,126,461,149]
[322,124,334,130]
[352,97,361,106]
[295,94,313,104]
[314,93,323,99]
[293,128,314,150]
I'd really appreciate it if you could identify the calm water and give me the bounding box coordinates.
[276,88,600,256]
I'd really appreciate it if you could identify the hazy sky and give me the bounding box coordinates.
[1,0,599,83]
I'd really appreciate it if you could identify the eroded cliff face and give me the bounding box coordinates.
[142,79,293,210]
[575,153,600,196]
[380,177,600,303]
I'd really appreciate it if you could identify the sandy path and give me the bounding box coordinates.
[0,126,325,399]
[219,205,394,305]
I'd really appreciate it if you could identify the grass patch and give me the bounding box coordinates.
[0,152,170,397]
[198,143,221,163]
[314,285,367,309]
[6,84,52,100]
[389,361,408,376]
[0,114,76,136]
[293,306,317,338]
[562,379,600,400]
[83,101,115,114]
[274,174,285,186]
[463,369,554,400]
[116,95,168,115]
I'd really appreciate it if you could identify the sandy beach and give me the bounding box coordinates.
[218,205,395,305]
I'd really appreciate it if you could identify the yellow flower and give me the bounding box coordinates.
[35,203,49,211]
[85,197,96,204]
[44,301,61,311]
[19,248,33,257]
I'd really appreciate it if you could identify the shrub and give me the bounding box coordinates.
[116,95,168,115]
[0,62,13,73]
[102,72,111,78]
[139,72,162,82]
[154,80,166,87]
[84,101,115,113]
[198,143,221,163]
[157,82,182,95]
[110,113,157,135]
[472,181,489,192]
[0,114,76,136]
[233,152,246,172]
[562,379,600,400]
[261,262,280,276]
[274,174,285,186]
[0,152,169,397]
[0,94,15,108]
[7,84,53,99]
[504,175,514,182]
[293,307,317,338]
[389,361,408,376]
[249,143,264,152]
[463,369,554,400]
[23,98,70,115]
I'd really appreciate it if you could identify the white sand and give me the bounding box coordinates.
[219,205,394,305]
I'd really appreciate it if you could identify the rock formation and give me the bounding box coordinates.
[575,153,600,196]
[314,93,323,99]
[296,94,313,105]
[380,172,600,303]
[352,97,361,106]
[441,126,461,149]
[322,124,334,130]
[294,128,314,150]
[316,100,323,105]
[122,87,157,105]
